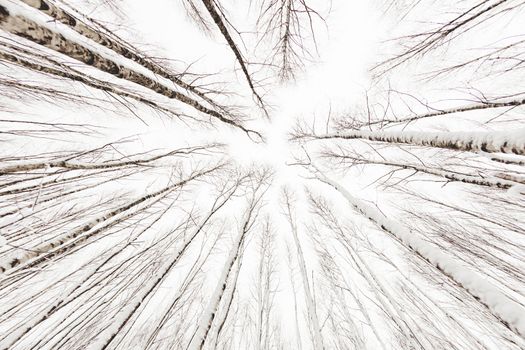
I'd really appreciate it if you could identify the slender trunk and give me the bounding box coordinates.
[0,3,256,136]
[186,217,247,350]
[187,177,268,349]
[283,190,324,350]
[307,129,525,155]
[313,165,525,338]
[86,185,230,350]
[366,98,525,128]
[19,0,225,112]
[0,146,207,175]
[0,165,219,274]
[200,0,268,117]
[330,154,521,189]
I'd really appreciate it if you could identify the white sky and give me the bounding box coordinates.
[103,0,385,196]
[1,1,525,349]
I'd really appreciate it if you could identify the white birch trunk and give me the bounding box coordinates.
[313,165,525,338]
[308,129,525,155]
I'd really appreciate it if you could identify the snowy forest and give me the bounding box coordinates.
[0,0,524,349]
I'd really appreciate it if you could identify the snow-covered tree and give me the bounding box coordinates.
[0,0,524,349]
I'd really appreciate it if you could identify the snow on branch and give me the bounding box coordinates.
[0,1,261,138]
[296,128,525,155]
[312,165,525,338]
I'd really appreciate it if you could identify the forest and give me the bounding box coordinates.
[0,0,524,349]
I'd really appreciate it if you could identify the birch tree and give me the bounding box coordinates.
[1,0,524,349]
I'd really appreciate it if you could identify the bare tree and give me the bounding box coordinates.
[254,0,324,81]
[281,187,325,350]
[1,0,525,348]
[186,169,271,350]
